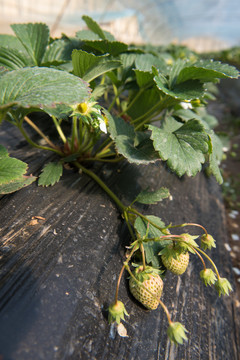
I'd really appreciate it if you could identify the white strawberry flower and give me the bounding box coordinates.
[180,101,193,110]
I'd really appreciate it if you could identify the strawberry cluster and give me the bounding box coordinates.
[108,224,232,345]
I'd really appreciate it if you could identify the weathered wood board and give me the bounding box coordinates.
[0,122,239,360]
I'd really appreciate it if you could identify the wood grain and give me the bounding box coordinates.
[0,121,239,360]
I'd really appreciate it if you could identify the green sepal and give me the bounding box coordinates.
[200,268,217,286]
[175,233,199,253]
[200,234,216,250]
[108,301,129,324]
[167,322,188,345]
[215,277,232,297]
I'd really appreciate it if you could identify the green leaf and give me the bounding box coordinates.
[134,69,154,87]
[43,39,80,63]
[72,49,99,78]
[134,215,167,267]
[107,113,135,140]
[134,53,168,74]
[0,47,33,69]
[38,162,63,187]
[126,88,160,120]
[114,134,158,164]
[149,118,209,177]
[0,144,8,157]
[207,131,223,184]
[134,215,166,238]
[174,108,202,122]
[84,40,128,56]
[82,15,106,40]
[83,59,121,83]
[0,67,90,112]
[72,50,121,82]
[0,175,36,194]
[0,34,27,52]
[177,60,239,84]
[11,23,49,66]
[154,73,204,100]
[0,155,28,185]
[76,29,115,41]
[135,187,170,204]
[169,59,185,88]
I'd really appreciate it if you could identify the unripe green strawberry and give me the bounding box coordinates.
[129,266,163,310]
[162,251,189,275]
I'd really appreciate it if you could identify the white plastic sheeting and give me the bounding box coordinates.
[0,0,239,50]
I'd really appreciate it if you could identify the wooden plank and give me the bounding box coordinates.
[0,122,239,360]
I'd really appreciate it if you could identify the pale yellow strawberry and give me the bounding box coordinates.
[129,266,163,310]
[162,251,189,275]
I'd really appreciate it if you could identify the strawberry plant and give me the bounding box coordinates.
[0,16,239,346]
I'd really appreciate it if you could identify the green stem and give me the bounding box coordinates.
[83,156,123,163]
[79,118,83,145]
[71,116,78,151]
[123,210,136,241]
[52,115,67,143]
[73,162,126,212]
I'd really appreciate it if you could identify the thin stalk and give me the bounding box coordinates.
[189,246,207,270]
[140,242,146,270]
[52,115,67,143]
[108,86,123,113]
[18,123,63,155]
[83,156,123,163]
[168,223,208,236]
[123,210,136,241]
[113,84,121,109]
[196,247,220,278]
[24,116,58,150]
[73,162,126,212]
[92,137,112,156]
[114,243,138,304]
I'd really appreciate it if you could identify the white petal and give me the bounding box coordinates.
[100,120,107,133]
[180,101,193,110]
[117,323,129,337]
